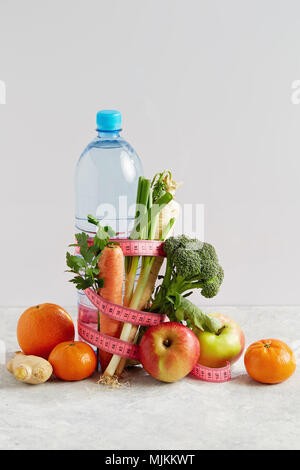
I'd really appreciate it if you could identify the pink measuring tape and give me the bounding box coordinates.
[77,238,231,383]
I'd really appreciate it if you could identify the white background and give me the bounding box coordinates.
[0,0,299,307]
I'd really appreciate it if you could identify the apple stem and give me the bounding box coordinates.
[215,325,226,336]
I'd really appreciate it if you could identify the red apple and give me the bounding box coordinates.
[195,314,245,368]
[139,322,200,383]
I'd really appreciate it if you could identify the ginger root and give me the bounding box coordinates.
[6,352,53,384]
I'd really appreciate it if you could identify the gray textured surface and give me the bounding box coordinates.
[0,306,299,450]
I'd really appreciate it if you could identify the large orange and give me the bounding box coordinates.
[48,341,97,381]
[244,339,296,384]
[17,303,75,359]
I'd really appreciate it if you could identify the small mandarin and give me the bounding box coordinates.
[48,341,97,381]
[244,339,296,384]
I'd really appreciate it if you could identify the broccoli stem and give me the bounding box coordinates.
[150,278,222,334]
[174,297,222,333]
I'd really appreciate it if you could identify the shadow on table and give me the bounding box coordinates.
[231,373,266,387]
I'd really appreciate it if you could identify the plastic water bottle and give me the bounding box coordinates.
[75,109,143,312]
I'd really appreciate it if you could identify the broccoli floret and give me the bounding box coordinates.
[163,234,190,259]
[217,264,224,284]
[173,247,202,278]
[197,243,218,280]
[201,278,220,298]
[200,264,224,298]
[150,235,224,333]
[162,235,224,297]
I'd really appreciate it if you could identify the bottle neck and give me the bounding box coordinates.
[97,130,120,139]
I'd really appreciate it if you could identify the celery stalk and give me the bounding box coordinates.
[123,177,150,306]
[103,190,173,378]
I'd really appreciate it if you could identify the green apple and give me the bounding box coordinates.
[195,314,245,368]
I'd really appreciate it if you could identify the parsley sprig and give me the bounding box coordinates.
[66,215,116,293]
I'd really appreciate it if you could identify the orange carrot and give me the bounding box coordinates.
[97,243,124,371]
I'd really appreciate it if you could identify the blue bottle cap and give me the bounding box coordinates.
[96,109,122,131]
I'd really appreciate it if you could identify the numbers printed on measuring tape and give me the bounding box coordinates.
[75,238,166,258]
[190,362,231,382]
[109,239,166,257]
[78,321,140,360]
[84,288,165,326]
